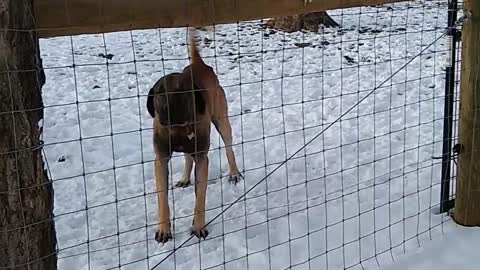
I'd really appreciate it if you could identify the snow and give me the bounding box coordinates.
[37,1,463,270]
[382,225,480,270]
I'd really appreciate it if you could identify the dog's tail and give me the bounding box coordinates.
[189,30,204,65]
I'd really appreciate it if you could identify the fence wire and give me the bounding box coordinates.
[0,1,465,270]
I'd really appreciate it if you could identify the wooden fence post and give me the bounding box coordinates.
[33,0,405,37]
[455,0,480,226]
[0,0,57,269]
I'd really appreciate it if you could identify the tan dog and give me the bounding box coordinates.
[146,32,242,243]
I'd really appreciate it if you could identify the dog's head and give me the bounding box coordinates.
[146,73,206,127]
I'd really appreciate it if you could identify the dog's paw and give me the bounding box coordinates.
[191,226,209,240]
[175,178,191,188]
[227,172,243,185]
[155,226,172,244]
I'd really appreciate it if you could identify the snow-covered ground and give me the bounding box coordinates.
[382,225,480,270]
[38,1,461,269]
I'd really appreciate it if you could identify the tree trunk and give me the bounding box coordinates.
[264,11,339,33]
[0,0,56,269]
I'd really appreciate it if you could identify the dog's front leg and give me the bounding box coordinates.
[191,154,209,239]
[154,156,172,243]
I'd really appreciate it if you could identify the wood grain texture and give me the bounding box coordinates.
[0,0,57,269]
[34,0,405,37]
[455,0,480,226]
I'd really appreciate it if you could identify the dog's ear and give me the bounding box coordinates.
[146,87,155,118]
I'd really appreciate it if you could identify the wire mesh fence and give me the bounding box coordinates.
[1,0,466,269]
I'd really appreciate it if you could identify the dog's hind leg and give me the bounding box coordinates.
[212,86,242,184]
[212,116,243,185]
[191,155,209,239]
[154,155,172,243]
[176,154,193,188]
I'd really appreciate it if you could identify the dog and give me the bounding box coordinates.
[146,32,242,243]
